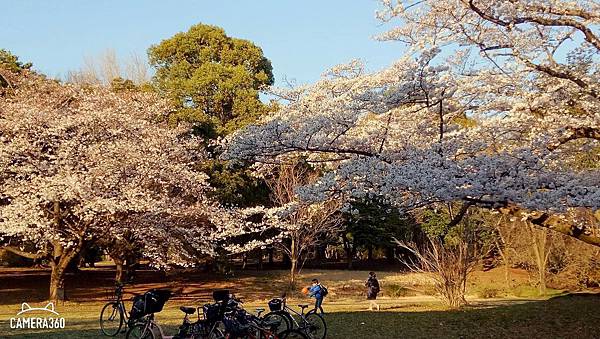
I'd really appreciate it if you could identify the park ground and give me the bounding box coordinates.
[0,267,599,338]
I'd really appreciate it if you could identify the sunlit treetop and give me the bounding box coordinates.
[148,23,275,137]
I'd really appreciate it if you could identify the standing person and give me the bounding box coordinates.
[308,278,325,314]
[365,271,380,311]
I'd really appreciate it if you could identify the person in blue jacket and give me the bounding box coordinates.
[308,278,325,314]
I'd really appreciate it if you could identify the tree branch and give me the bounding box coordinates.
[548,126,600,151]
[2,246,46,260]
[529,212,600,248]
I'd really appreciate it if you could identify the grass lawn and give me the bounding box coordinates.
[0,267,599,338]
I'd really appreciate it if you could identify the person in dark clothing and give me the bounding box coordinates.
[365,271,380,311]
[308,278,325,314]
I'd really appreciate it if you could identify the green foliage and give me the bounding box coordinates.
[109,77,155,93]
[419,206,495,247]
[419,208,451,238]
[200,160,270,207]
[573,145,600,170]
[345,200,421,251]
[110,77,137,92]
[0,49,32,72]
[148,23,274,137]
[476,286,502,299]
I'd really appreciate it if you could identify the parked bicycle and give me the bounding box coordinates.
[222,306,308,339]
[127,289,228,339]
[125,288,174,339]
[263,294,326,339]
[100,282,132,336]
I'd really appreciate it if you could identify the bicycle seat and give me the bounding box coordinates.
[180,306,196,315]
[298,304,309,309]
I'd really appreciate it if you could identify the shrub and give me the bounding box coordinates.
[477,287,502,299]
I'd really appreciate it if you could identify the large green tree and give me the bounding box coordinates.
[148,23,274,137]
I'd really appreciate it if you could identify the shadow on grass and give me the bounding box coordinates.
[0,267,295,305]
[1,294,599,338]
[325,293,600,339]
[0,318,183,339]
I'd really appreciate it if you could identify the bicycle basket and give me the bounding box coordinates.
[268,298,283,311]
[130,289,172,319]
[203,303,222,322]
[212,289,230,302]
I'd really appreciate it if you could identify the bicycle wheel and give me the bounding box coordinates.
[263,311,291,333]
[304,312,326,339]
[100,302,124,336]
[280,329,309,339]
[126,323,156,339]
[207,328,225,339]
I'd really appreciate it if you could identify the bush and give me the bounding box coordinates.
[477,287,502,299]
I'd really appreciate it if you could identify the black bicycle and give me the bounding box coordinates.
[125,289,174,339]
[127,289,227,339]
[100,282,131,336]
[222,306,308,339]
[263,295,326,339]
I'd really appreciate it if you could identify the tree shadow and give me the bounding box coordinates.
[325,293,600,339]
[0,293,598,338]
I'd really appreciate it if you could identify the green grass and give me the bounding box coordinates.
[328,294,600,339]
[1,294,600,338]
[0,267,598,338]
[469,282,564,299]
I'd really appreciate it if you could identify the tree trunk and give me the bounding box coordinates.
[341,233,353,269]
[78,254,86,268]
[290,258,297,284]
[49,263,67,301]
[527,221,549,295]
[346,248,353,269]
[49,247,81,301]
[114,258,125,283]
[268,246,274,265]
[494,227,512,289]
[367,246,373,261]
[315,245,326,261]
[257,249,263,271]
[385,247,396,264]
[282,239,292,267]
[289,238,297,284]
[125,255,139,283]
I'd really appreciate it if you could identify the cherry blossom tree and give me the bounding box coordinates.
[260,161,342,284]
[0,71,217,300]
[224,0,600,247]
[204,159,342,283]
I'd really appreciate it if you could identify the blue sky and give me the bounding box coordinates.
[0,0,404,85]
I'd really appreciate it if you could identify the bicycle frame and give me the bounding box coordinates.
[134,314,170,338]
[281,298,312,329]
[110,284,130,322]
[134,309,224,339]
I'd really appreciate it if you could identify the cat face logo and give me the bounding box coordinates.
[16,302,60,316]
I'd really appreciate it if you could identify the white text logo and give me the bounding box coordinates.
[10,302,66,329]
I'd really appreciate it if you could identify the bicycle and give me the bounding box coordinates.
[263,295,326,339]
[127,290,228,339]
[222,306,308,339]
[100,282,131,336]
